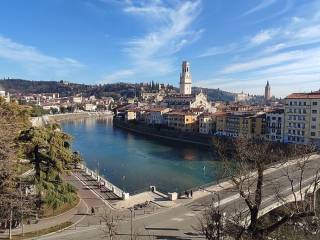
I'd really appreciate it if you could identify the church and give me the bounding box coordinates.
[163,61,212,111]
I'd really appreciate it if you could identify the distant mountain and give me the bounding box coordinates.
[0,79,139,99]
[0,79,235,101]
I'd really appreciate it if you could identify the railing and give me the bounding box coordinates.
[77,163,128,199]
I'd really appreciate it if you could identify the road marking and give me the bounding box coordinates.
[171,217,184,222]
[184,213,196,217]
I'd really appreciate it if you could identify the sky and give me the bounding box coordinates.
[0,0,320,97]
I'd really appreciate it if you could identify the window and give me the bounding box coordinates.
[313,102,317,106]
[312,110,317,114]
[312,117,317,121]
[311,132,316,136]
[311,125,316,129]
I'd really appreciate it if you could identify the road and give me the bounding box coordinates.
[37,155,320,240]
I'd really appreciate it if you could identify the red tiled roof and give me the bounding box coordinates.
[286,92,320,99]
[147,107,168,112]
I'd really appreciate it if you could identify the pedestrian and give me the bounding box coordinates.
[91,207,95,215]
[190,190,193,198]
[185,190,187,198]
[186,191,189,198]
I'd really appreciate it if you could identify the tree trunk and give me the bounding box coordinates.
[34,144,40,181]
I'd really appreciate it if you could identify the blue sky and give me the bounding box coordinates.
[0,0,320,97]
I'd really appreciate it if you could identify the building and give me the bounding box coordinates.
[234,91,252,102]
[265,81,271,101]
[125,109,139,121]
[265,109,285,142]
[215,112,266,139]
[180,61,192,95]
[164,92,212,111]
[72,96,83,104]
[0,90,10,103]
[84,103,97,112]
[145,107,170,125]
[284,92,320,145]
[164,111,198,132]
[198,113,217,135]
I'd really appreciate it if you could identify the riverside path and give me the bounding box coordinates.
[33,154,320,240]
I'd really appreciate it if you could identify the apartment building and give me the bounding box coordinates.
[284,92,320,145]
[145,107,170,125]
[265,109,285,142]
[198,113,216,134]
[164,111,198,132]
[215,112,265,139]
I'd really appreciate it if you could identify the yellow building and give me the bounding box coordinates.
[164,111,198,132]
[125,109,138,121]
[215,112,265,139]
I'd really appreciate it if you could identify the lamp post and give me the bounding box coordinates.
[129,207,133,240]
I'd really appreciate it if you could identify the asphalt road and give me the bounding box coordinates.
[37,155,320,240]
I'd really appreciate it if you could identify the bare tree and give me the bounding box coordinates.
[100,210,119,240]
[201,138,320,240]
[199,194,226,240]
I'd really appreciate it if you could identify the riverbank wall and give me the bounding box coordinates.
[31,112,113,127]
[113,119,213,147]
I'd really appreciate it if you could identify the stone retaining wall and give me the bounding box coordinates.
[113,119,213,147]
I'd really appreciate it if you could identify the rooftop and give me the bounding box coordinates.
[286,92,320,99]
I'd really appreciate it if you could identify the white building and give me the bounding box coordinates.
[84,103,97,112]
[145,107,171,125]
[284,92,320,145]
[72,96,83,104]
[0,90,10,103]
[234,92,252,102]
[164,92,212,111]
[180,61,192,95]
[0,90,6,97]
[199,114,216,135]
[265,109,284,142]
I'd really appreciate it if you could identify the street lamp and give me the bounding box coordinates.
[129,207,134,240]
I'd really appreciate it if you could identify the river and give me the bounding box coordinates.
[61,117,224,194]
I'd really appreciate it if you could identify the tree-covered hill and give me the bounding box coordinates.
[0,78,235,101]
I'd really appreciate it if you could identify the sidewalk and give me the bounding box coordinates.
[0,198,88,238]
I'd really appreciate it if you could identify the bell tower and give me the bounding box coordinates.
[180,61,192,95]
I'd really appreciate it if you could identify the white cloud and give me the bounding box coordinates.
[242,0,277,16]
[101,69,135,83]
[0,36,84,77]
[198,43,237,58]
[220,49,311,74]
[250,29,278,45]
[102,0,202,83]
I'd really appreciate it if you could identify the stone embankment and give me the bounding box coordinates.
[113,119,213,147]
[31,111,113,127]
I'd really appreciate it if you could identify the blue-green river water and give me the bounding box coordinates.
[61,117,223,194]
